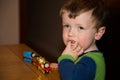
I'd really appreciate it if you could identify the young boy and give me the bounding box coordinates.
[51,0,108,80]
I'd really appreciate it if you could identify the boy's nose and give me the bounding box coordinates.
[68,28,75,37]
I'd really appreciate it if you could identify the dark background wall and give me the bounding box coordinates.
[97,8,120,80]
[20,0,120,80]
[25,0,65,62]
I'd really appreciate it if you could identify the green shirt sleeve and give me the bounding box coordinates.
[58,54,75,63]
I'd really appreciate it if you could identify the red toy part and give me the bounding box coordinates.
[23,56,52,73]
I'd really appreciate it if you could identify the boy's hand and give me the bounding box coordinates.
[62,41,84,60]
[50,63,58,69]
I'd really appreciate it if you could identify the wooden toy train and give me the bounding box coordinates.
[23,51,52,74]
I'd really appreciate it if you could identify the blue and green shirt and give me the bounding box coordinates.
[58,50,105,80]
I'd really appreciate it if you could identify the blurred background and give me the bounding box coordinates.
[0,0,120,79]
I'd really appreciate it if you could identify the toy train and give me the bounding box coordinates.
[23,51,52,74]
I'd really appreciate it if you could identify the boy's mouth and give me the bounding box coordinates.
[71,40,76,44]
[67,40,76,44]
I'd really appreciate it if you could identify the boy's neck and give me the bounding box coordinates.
[84,45,98,53]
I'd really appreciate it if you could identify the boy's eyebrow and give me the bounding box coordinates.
[62,21,69,24]
[75,23,82,26]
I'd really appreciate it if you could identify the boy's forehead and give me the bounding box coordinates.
[62,10,95,21]
[62,10,97,27]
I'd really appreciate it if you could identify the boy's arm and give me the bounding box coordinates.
[58,55,96,80]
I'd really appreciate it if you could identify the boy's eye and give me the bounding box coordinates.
[79,26,84,30]
[63,25,70,28]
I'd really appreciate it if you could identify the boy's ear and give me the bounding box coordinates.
[95,26,106,40]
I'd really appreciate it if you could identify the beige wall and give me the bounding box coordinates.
[0,0,19,45]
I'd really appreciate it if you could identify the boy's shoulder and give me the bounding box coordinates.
[75,50,104,64]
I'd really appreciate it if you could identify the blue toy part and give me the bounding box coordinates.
[23,58,32,63]
[23,51,33,58]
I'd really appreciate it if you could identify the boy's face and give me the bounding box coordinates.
[62,10,105,52]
